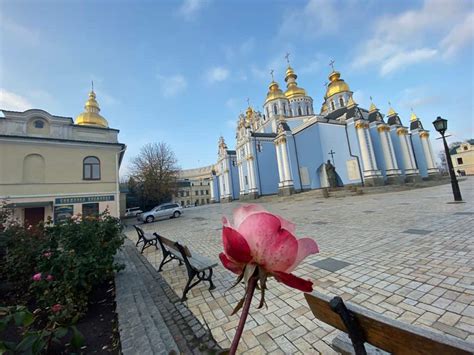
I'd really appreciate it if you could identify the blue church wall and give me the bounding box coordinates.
[369,125,387,178]
[255,140,279,195]
[229,156,240,199]
[286,135,302,191]
[293,124,323,189]
[212,175,220,201]
[341,122,363,184]
[389,129,406,176]
[318,123,360,185]
[411,132,428,177]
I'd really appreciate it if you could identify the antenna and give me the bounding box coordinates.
[270,69,274,81]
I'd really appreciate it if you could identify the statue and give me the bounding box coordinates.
[325,160,337,188]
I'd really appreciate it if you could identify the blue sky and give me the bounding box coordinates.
[1,0,473,175]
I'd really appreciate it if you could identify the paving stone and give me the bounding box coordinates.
[122,178,474,352]
[311,257,351,272]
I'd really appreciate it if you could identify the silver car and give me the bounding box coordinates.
[138,203,183,223]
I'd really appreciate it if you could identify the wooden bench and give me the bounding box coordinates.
[133,225,158,254]
[305,291,474,354]
[154,232,217,301]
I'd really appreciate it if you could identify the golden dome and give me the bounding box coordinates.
[321,102,328,113]
[326,71,350,98]
[347,96,357,108]
[75,91,108,128]
[369,102,378,113]
[284,66,307,99]
[246,106,254,118]
[265,81,286,104]
[387,106,397,117]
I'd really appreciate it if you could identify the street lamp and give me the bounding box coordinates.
[432,116,462,202]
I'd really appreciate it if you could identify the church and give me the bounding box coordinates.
[209,60,439,203]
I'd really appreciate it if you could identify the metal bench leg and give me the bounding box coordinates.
[208,268,216,290]
[181,272,197,301]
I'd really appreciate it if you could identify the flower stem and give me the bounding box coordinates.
[229,275,258,355]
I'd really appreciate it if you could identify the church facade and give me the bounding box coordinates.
[209,64,439,203]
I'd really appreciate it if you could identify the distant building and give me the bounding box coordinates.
[450,139,474,176]
[208,63,440,202]
[172,166,212,206]
[0,89,126,225]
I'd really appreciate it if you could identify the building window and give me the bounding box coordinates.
[273,104,277,114]
[82,203,99,217]
[205,190,209,194]
[283,104,287,115]
[207,198,210,204]
[200,190,204,195]
[34,120,44,129]
[83,156,100,180]
[245,176,248,185]
[266,107,270,117]
[298,106,302,116]
[339,97,344,107]
[201,199,205,204]
[331,101,335,110]
[195,191,199,196]
[457,158,463,165]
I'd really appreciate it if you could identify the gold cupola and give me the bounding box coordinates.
[347,96,357,108]
[265,80,286,104]
[284,66,307,99]
[75,89,109,128]
[387,105,397,117]
[326,70,350,98]
[369,101,378,113]
[246,106,254,118]
[410,111,418,121]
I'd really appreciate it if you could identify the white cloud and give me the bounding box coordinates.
[380,48,438,76]
[0,88,33,111]
[207,67,229,83]
[178,0,209,20]
[279,0,343,38]
[157,74,188,98]
[398,86,442,110]
[440,13,474,58]
[352,0,472,75]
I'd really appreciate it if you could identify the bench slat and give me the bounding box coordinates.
[304,291,474,355]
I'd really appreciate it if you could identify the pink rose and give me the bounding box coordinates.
[46,274,54,281]
[32,273,42,281]
[43,251,52,258]
[220,204,319,292]
[51,304,62,313]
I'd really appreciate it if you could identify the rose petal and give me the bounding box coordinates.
[223,227,252,264]
[233,204,266,228]
[286,238,319,273]
[273,271,313,292]
[222,216,230,227]
[278,216,296,234]
[238,212,298,272]
[219,253,244,274]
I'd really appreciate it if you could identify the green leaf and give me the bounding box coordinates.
[15,333,38,352]
[54,327,68,339]
[22,312,34,327]
[0,315,12,332]
[70,326,84,349]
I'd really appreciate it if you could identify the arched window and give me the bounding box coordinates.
[273,104,278,115]
[283,104,287,115]
[339,97,345,107]
[83,156,101,180]
[266,107,270,117]
[34,120,44,129]
[331,101,335,110]
[23,154,45,183]
[298,106,302,116]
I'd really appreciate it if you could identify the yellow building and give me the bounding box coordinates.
[0,90,126,225]
[173,165,213,206]
[451,139,474,176]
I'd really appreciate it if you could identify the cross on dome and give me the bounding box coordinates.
[285,52,291,65]
[329,59,335,71]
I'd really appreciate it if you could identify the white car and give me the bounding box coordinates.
[125,207,143,217]
[138,203,183,223]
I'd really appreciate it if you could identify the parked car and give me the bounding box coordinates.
[138,203,183,223]
[125,207,143,217]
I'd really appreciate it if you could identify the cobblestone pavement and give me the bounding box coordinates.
[124,178,474,354]
[115,240,221,354]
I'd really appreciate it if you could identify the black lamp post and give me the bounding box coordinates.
[432,116,462,201]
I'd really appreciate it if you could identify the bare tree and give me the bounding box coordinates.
[129,143,180,210]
